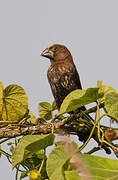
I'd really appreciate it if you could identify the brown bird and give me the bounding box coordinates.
[41,44,86,112]
[41,45,112,147]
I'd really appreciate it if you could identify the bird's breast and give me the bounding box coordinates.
[47,62,74,83]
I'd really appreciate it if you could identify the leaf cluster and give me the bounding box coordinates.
[11,134,118,180]
[1,81,118,179]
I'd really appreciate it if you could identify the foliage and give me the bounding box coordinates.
[58,87,103,115]
[1,84,28,121]
[38,101,57,120]
[1,81,118,179]
[83,154,118,179]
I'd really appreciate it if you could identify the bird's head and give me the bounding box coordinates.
[41,44,72,62]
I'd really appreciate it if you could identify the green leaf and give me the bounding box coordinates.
[97,80,103,88]
[52,101,58,111]
[27,110,36,124]
[64,171,80,180]
[59,88,103,115]
[10,145,15,154]
[35,149,46,160]
[0,82,3,120]
[26,134,55,152]
[97,81,116,104]
[2,84,28,121]
[46,145,69,180]
[39,102,53,120]
[12,134,55,168]
[0,145,1,157]
[105,92,118,122]
[20,171,28,179]
[82,154,118,179]
[7,142,13,146]
[22,153,45,170]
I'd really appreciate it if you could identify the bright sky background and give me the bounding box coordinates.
[0,0,118,179]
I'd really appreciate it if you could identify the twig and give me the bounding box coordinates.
[0,121,63,138]
[0,149,11,157]
[85,103,104,114]
[0,138,11,144]
[85,147,101,154]
[0,121,18,125]
[79,118,99,152]
[15,165,19,180]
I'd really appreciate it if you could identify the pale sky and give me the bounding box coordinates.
[0,0,118,179]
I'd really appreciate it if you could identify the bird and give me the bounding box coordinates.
[41,45,112,149]
[41,44,98,143]
[41,44,86,113]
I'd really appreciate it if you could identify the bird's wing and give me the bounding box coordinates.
[59,69,86,112]
[59,68,82,91]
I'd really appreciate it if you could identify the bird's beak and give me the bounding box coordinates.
[41,48,54,59]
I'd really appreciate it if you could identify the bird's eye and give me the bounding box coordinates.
[51,47,57,52]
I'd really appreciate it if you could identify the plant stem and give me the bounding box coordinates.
[0,149,11,157]
[97,102,101,142]
[39,159,44,173]
[79,120,98,152]
[15,165,20,180]
[0,138,10,144]
[79,113,107,152]
[85,147,101,154]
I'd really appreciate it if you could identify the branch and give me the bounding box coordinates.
[0,104,103,138]
[0,118,111,154]
[0,119,91,139]
[85,147,101,154]
[0,105,113,156]
[0,121,63,138]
